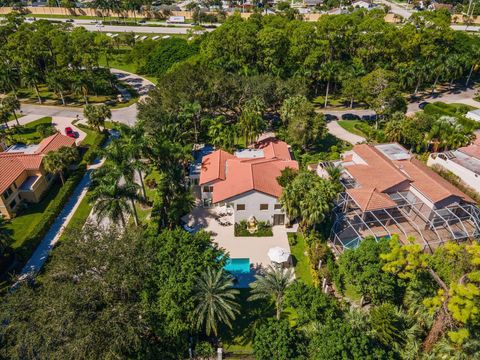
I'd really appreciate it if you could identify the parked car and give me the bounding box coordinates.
[65,127,75,138]
[419,101,429,110]
[65,19,74,23]
[341,113,361,120]
[325,114,339,121]
[138,19,146,23]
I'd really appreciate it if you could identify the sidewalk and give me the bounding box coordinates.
[18,170,92,278]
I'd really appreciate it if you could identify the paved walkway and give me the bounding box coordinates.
[407,86,480,114]
[326,120,366,145]
[18,170,93,279]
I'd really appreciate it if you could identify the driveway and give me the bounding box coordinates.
[326,120,366,145]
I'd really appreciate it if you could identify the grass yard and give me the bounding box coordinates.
[220,289,275,358]
[6,184,61,249]
[337,120,369,137]
[288,233,313,285]
[8,117,53,144]
[58,192,93,242]
[99,52,158,84]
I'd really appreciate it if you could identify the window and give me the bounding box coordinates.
[260,204,268,211]
[274,204,282,210]
[237,204,245,211]
[12,183,17,189]
[9,198,17,209]
[2,188,12,200]
[203,186,212,193]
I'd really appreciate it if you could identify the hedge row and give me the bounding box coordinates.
[16,164,87,262]
[76,124,108,165]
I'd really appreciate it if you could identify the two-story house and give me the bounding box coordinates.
[0,133,76,219]
[199,138,298,226]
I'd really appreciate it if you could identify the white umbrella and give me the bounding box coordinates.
[268,247,290,263]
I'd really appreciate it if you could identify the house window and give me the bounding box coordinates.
[203,186,212,193]
[12,183,17,190]
[9,198,17,209]
[274,204,282,210]
[237,204,245,211]
[260,204,268,211]
[2,188,12,200]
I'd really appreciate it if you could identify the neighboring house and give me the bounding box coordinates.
[198,138,298,226]
[310,143,480,253]
[427,131,480,195]
[0,133,76,219]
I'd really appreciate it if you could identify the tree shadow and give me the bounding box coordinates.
[219,288,275,350]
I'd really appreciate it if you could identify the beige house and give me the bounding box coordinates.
[0,133,76,219]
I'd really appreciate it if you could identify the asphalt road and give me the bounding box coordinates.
[19,69,154,126]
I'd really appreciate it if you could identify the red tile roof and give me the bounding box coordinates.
[458,131,480,160]
[199,150,235,185]
[343,144,474,208]
[199,138,298,202]
[346,187,397,211]
[255,137,292,161]
[213,158,299,203]
[0,133,76,194]
[35,133,76,154]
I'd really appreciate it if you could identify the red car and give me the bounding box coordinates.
[65,127,75,138]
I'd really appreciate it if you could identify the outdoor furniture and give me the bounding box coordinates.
[268,247,291,266]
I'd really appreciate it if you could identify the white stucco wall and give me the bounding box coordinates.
[223,190,287,225]
[427,155,480,195]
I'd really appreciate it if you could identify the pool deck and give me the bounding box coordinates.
[182,206,296,269]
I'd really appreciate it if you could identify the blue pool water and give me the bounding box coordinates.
[224,258,251,274]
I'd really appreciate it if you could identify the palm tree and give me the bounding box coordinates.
[89,173,140,227]
[84,104,111,132]
[43,147,78,185]
[1,95,21,126]
[21,66,43,104]
[193,268,240,337]
[0,61,20,98]
[238,97,265,146]
[248,265,294,320]
[46,70,69,106]
[119,127,148,199]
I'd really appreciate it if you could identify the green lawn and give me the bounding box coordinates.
[337,120,368,137]
[220,289,275,358]
[99,52,158,84]
[58,192,93,242]
[288,233,313,285]
[7,183,61,249]
[8,117,52,144]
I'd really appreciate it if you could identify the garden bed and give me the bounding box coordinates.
[234,220,273,237]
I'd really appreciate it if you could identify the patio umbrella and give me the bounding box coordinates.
[268,247,290,263]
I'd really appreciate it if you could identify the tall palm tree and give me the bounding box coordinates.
[1,95,20,126]
[89,174,140,227]
[193,268,240,337]
[46,70,69,106]
[21,66,43,104]
[119,127,148,199]
[84,104,111,132]
[248,266,294,320]
[43,146,78,185]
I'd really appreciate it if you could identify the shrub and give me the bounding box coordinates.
[36,124,56,139]
[234,220,273,237]
[194,341,215,359]
[16,165,87,262]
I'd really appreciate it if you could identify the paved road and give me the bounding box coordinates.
[407,86,480,114]
[82,23,212,34]
[375,0,414,18]
[326,120,366,145]
[18,68,153,126]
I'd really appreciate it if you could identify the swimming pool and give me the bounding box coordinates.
[224,258,251,274]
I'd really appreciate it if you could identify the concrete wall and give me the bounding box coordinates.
[427,154,480,195]
[225,190,286,225]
